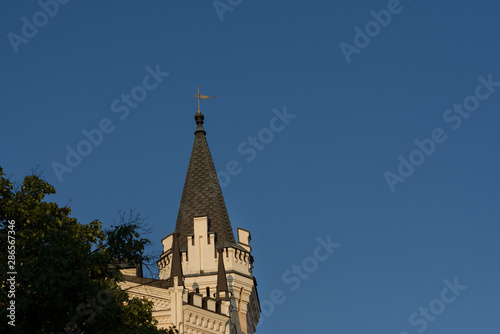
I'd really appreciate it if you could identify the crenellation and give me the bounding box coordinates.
[161,234,173,253]
[237,228,252,252]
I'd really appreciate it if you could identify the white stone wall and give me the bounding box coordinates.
[135,215,261,333]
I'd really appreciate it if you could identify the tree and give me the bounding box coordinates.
[0,167,176,333]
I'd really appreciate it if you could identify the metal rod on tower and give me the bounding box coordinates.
[191,85,218,113]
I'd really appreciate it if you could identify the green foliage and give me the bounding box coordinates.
[0,167,175,333]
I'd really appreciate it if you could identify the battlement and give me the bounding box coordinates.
[158,216,254,279]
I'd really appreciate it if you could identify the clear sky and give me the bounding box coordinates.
[1,0,499,333]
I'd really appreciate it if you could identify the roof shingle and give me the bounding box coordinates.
[174,112,236,250]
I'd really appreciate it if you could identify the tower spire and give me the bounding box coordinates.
[174,91,236,251]
[168,232,184,287]
[216,248,230,301]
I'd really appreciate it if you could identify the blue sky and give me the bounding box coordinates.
[1,0,500,332]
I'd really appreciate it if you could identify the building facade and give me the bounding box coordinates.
[119,110,261,334]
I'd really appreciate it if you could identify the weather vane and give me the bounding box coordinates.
[191,85,218,113]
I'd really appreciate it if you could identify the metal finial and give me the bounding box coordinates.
[191,85,218,113]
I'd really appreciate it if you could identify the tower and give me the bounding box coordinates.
[120,103,261,334]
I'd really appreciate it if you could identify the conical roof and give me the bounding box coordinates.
[168,232,183,287]
[216,248,230,301]
[174,112,236,250]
